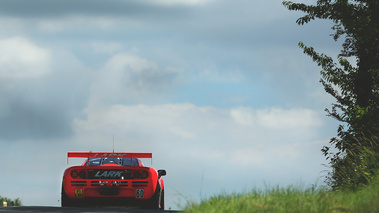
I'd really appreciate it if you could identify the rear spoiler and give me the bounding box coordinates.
[67,152,152,164]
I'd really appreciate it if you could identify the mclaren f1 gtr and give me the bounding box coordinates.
[61,152,166,210]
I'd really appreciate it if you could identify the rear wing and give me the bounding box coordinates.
[67,152,152,164]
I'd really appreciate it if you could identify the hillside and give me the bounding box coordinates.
[184,176,379,213]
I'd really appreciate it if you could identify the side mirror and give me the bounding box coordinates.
[158,169,166,177]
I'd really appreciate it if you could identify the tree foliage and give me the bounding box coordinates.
[283,0,379,189]
[0,195,21,206]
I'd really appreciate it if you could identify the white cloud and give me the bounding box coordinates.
[169,126,196,139]
[88,54,180,107]
[230,107,255,126]
[230,107,322,129]
[73,103,325,168]
[74,103,213,142]
[105,54,156,73]
[0,37,51,78]
[256,107,322,129]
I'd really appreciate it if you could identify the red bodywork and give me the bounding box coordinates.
[61,152,165,209]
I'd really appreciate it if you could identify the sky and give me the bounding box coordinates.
[0,0,344,210]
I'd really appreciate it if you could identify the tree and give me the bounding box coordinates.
[0,196,21,206]
[283,0,379,189]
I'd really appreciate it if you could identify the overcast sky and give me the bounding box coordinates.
[0,0,344,210]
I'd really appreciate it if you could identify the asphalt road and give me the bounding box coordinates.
[0,206,181,213]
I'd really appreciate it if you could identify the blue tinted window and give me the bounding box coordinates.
[84,158,140,166]
[102,158,122,165]
[122,158,140,166]
[85,158,101,166]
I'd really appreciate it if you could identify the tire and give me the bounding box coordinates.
[61,184,79,207]
[61,184,71,207]
[144,183,161,210]
[160,189,165,210]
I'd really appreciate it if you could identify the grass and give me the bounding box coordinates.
[184,177,379,213]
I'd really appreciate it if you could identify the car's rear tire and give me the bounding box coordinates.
[160,189,165,210]
[61,185,71,207]
[61,184,79,207]
[143,182,163,210]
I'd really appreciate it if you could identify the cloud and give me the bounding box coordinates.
[88,54,180,107]
[0,37,51,78]
[230,107,322,129]
[256,107,322,129]
[147,0,214,7]
[35,16,116,32]
[195,68,245,83]
[90,42,124,54]
[72,103,324,164]
[0,101,73,140]
[0,0,197,19]
[0,38,90,141]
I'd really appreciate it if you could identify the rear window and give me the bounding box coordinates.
[86,158,101,166]
[84,158,140,166]
[122,158,140,166]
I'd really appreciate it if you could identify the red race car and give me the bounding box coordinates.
[61,152,166,210]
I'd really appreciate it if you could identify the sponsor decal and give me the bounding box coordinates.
[75,188,83,198]
[93,153,128,158]
[94,170,123,178]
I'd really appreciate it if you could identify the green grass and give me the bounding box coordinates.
[184,177,379,213]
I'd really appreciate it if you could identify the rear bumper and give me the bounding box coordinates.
[64,179,154,200]
[65,197,147,207]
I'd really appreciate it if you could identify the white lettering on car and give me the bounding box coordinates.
[94,171,123,178]
[93,153,128,158]
[114,171,123,177]
[94,171,107,178]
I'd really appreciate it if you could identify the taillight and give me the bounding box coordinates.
[141,171,148,179]
[133,171,140,179]
[71,170,79,178]
[133,171,148,179]
[79,171,86,179]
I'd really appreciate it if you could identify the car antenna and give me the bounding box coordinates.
[113,134,115,153]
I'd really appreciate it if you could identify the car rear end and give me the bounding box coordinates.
[62,165,158,206]
[61,152,163,208]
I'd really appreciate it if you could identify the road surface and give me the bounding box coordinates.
[0,206,181,213]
